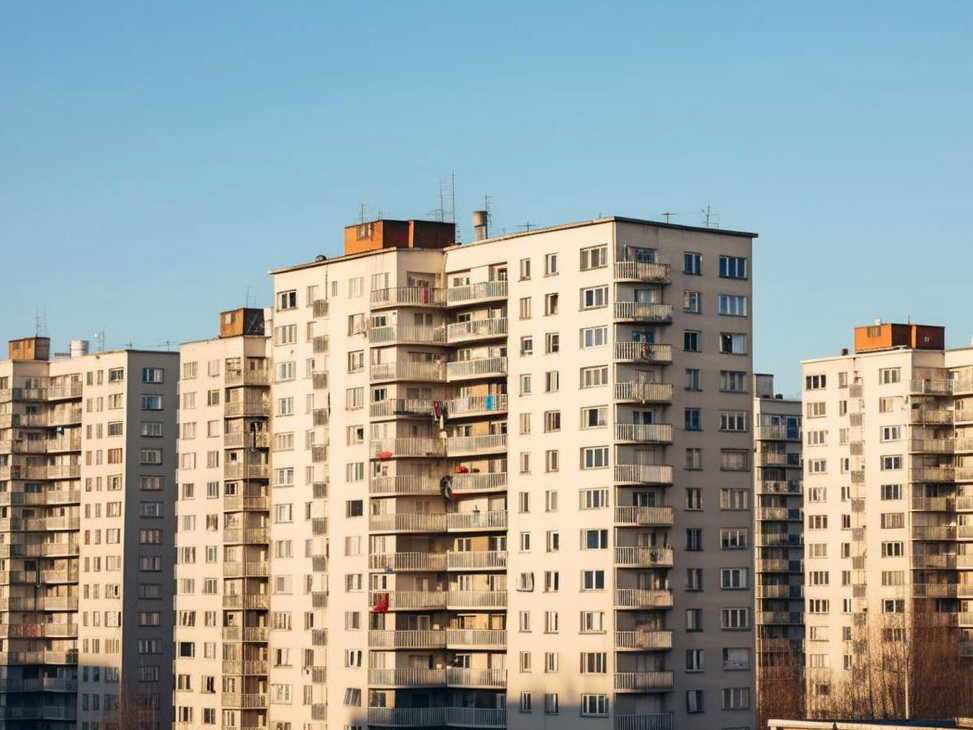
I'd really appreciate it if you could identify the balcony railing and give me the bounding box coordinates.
[614,260,671,283]
[368,668,447,687]
[913,525,957,540]
[614,382,673,403]
[444,708,506,727]
[370,361,446,383]
[615,545,674,568]
[614,423,673,443]
[221,693,267,709]
[445,629,506,647]
[446,667,506,688]
[367,707,443,727]
[615,464,673,484]
[614,302,673,323]
[371,286,446,307]
[369,552,447,571]
[451,472,507,493]
[223,432,270,449]
[613,714,674,730]
[222,527,270,544]
[446,510,507,531]
[613,589,674,609]
[447,357,507,380]
[446,394,508,417]
[615,629,673,650]
[368,629,446,649]
[911,466,955,482]
[312,298,329,317]
[614,671,675,692]
[222,594,270,610]
[447,590,507,608]
[447,433,507,456]
[447,318,508,343]
[613,342,673,364]
[225,368,271,386]
[223,463,270,480]
[614,506,675,527]
[223,561,270,578]
[223,494,270,511]
[372,437,446,459]
[370,590,448,611]
[224,400,271,417]
[447,280,507,305]
[446,550,507,570]
[911,496,956,512]
[368,513,447,533]
[910,438,954,453]
[369,324,446,345]
[370,474,442,495]
[221,626,269,642]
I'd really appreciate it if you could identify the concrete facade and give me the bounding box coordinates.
[0,339,177,729]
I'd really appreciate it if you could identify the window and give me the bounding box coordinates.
[880,367,902,384]
[581,694,608,717]
[720,370,747,392]
[881,455,902,471]
[719,332,748,355]
[544,410,561,432]
[720,568,749,589]
[685,368,701,391]
[277,290,297,310]
[581,406,607,428]
[580,245,607,270]
[805,374,827,390]
[581,326,608,348]
[519,257,532,280]
[545,371,560,392]
[684,252,701,275]
[721,608,750,629]
[520,692,532,713]
[581,446,609,469]
[718,294,748,316]
[141,368,164,383]
[881,513,905,529]
[582,529,608,550]
[520,336,534,356]
[544,692,559,714]
[581,366,609,388]
[881,426,902,442]
[685,408,702,431]
[686,609,703,632]
[720,411,748,432]
[544,293,559,315]
[881,484,903,500]
[683,290,701,313]
[720,449,750,471]
[580,611,605,633]
[581,570,605,590]
[545,332,560,353]
[519,297,532,319]
[140,395,163,411]
[685,447,702,470]
[686,488,702,510]
[580,488,609,509]
[721,528,748,549]
[686,649,703,672]
[719,255,748,279]
[686,689,704,714]
[580,286,608,310]
[544,253,558,275]
[684,330,701,352]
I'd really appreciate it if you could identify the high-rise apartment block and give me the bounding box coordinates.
[801,322,973,714]
[752,374,803,720]
[0,337,177,729]
[173,308,273,730]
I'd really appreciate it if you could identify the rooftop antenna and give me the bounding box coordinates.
[359,203,367,224]
[34,307,47,337]
[93,330,106,353]
[484,194,493,231]
[245,286,257,309]
[519,221,538,232]
[701,204,720,229]
[661,212,676,224]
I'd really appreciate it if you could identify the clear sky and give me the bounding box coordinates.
[2,0,972,394]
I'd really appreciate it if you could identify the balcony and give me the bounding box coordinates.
[447,550,507,570]
[223,463,270,480]
[369,324,446,345]
[223,494,270,512]
[222,594,270,610]
[614,382,673,403]
[912,408,954,425]
[911,378,952,395]
[224,400,271,417]
[614,506,674,527]
[615,546,674,568]
[370,474,442,496]
[47,408,82,426]
[755,424,802,441]
[370,590,448,611]
[614,714,673,730]
[368,668,446,687]
[614,342,673,364]
[757,610,803,625]
[221,626,269,642]
[312,335,329,353]
[956,467,973,482]
[614,259,671,282]
[447,318,508,345]
[445,629,506,648]
[757,506,803,522]
[613,589,674,609]
[312,371,329,389]
[914,583,959,598]
[225,369,271,387]
[614,423,673,444]
[615,629,673,650]
[368,629,446,649]
[221,693,267,709]
[367,707,444,727]
[913,525,957,541]
[451,472,507,494]
[446,667,506,688]
[447,433,507,457]
[370,361,446,383]
[371,286,445,308]
[910,438,954,453]
[222,527,270,544]
[912,553,957,569]
[911,496,956,512]
[445,708,506,727]
[446,394,508,417]
[446,510,507,531]
[47,382,82,400]
[615,464,673,485]
[446,280,508,306]
[368,513,446,533]
[223,561,270,578]
[447,357,507,381]
[614,670,674,692]
[758,480,803,496]
[911,466,955,482]
[311,298,329,317]
[369,552,447,571]
[614,302,673,323]
[223,432,270,449]
[447,590,507,608]
[372,437,446,459]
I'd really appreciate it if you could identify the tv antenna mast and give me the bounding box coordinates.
[701,204,720,229]
[245,286,258,309]
[661,212,676,224]
[93,330,106,353]
[34,308,48,337]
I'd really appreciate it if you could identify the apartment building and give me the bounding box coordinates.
[801,322,973,715]
[752,374,803,720]
[173,309,273,730]
[0,336,177,729]
[258,214,757,730]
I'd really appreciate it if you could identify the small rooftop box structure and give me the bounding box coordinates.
[220,308,266,339]
[344,219,456,256]
[854,322,945,353]
[8,336,51,361]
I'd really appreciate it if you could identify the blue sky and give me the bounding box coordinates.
[2,0,972,393]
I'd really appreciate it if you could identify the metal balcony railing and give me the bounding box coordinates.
[614,260,671,283]
[613,302,673,323]
[447,318,508,343]
[614,382,672,403]
[614,545,674,569]
[447,357,508,380]
[614,423,673,443]
[446,280,507,305]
